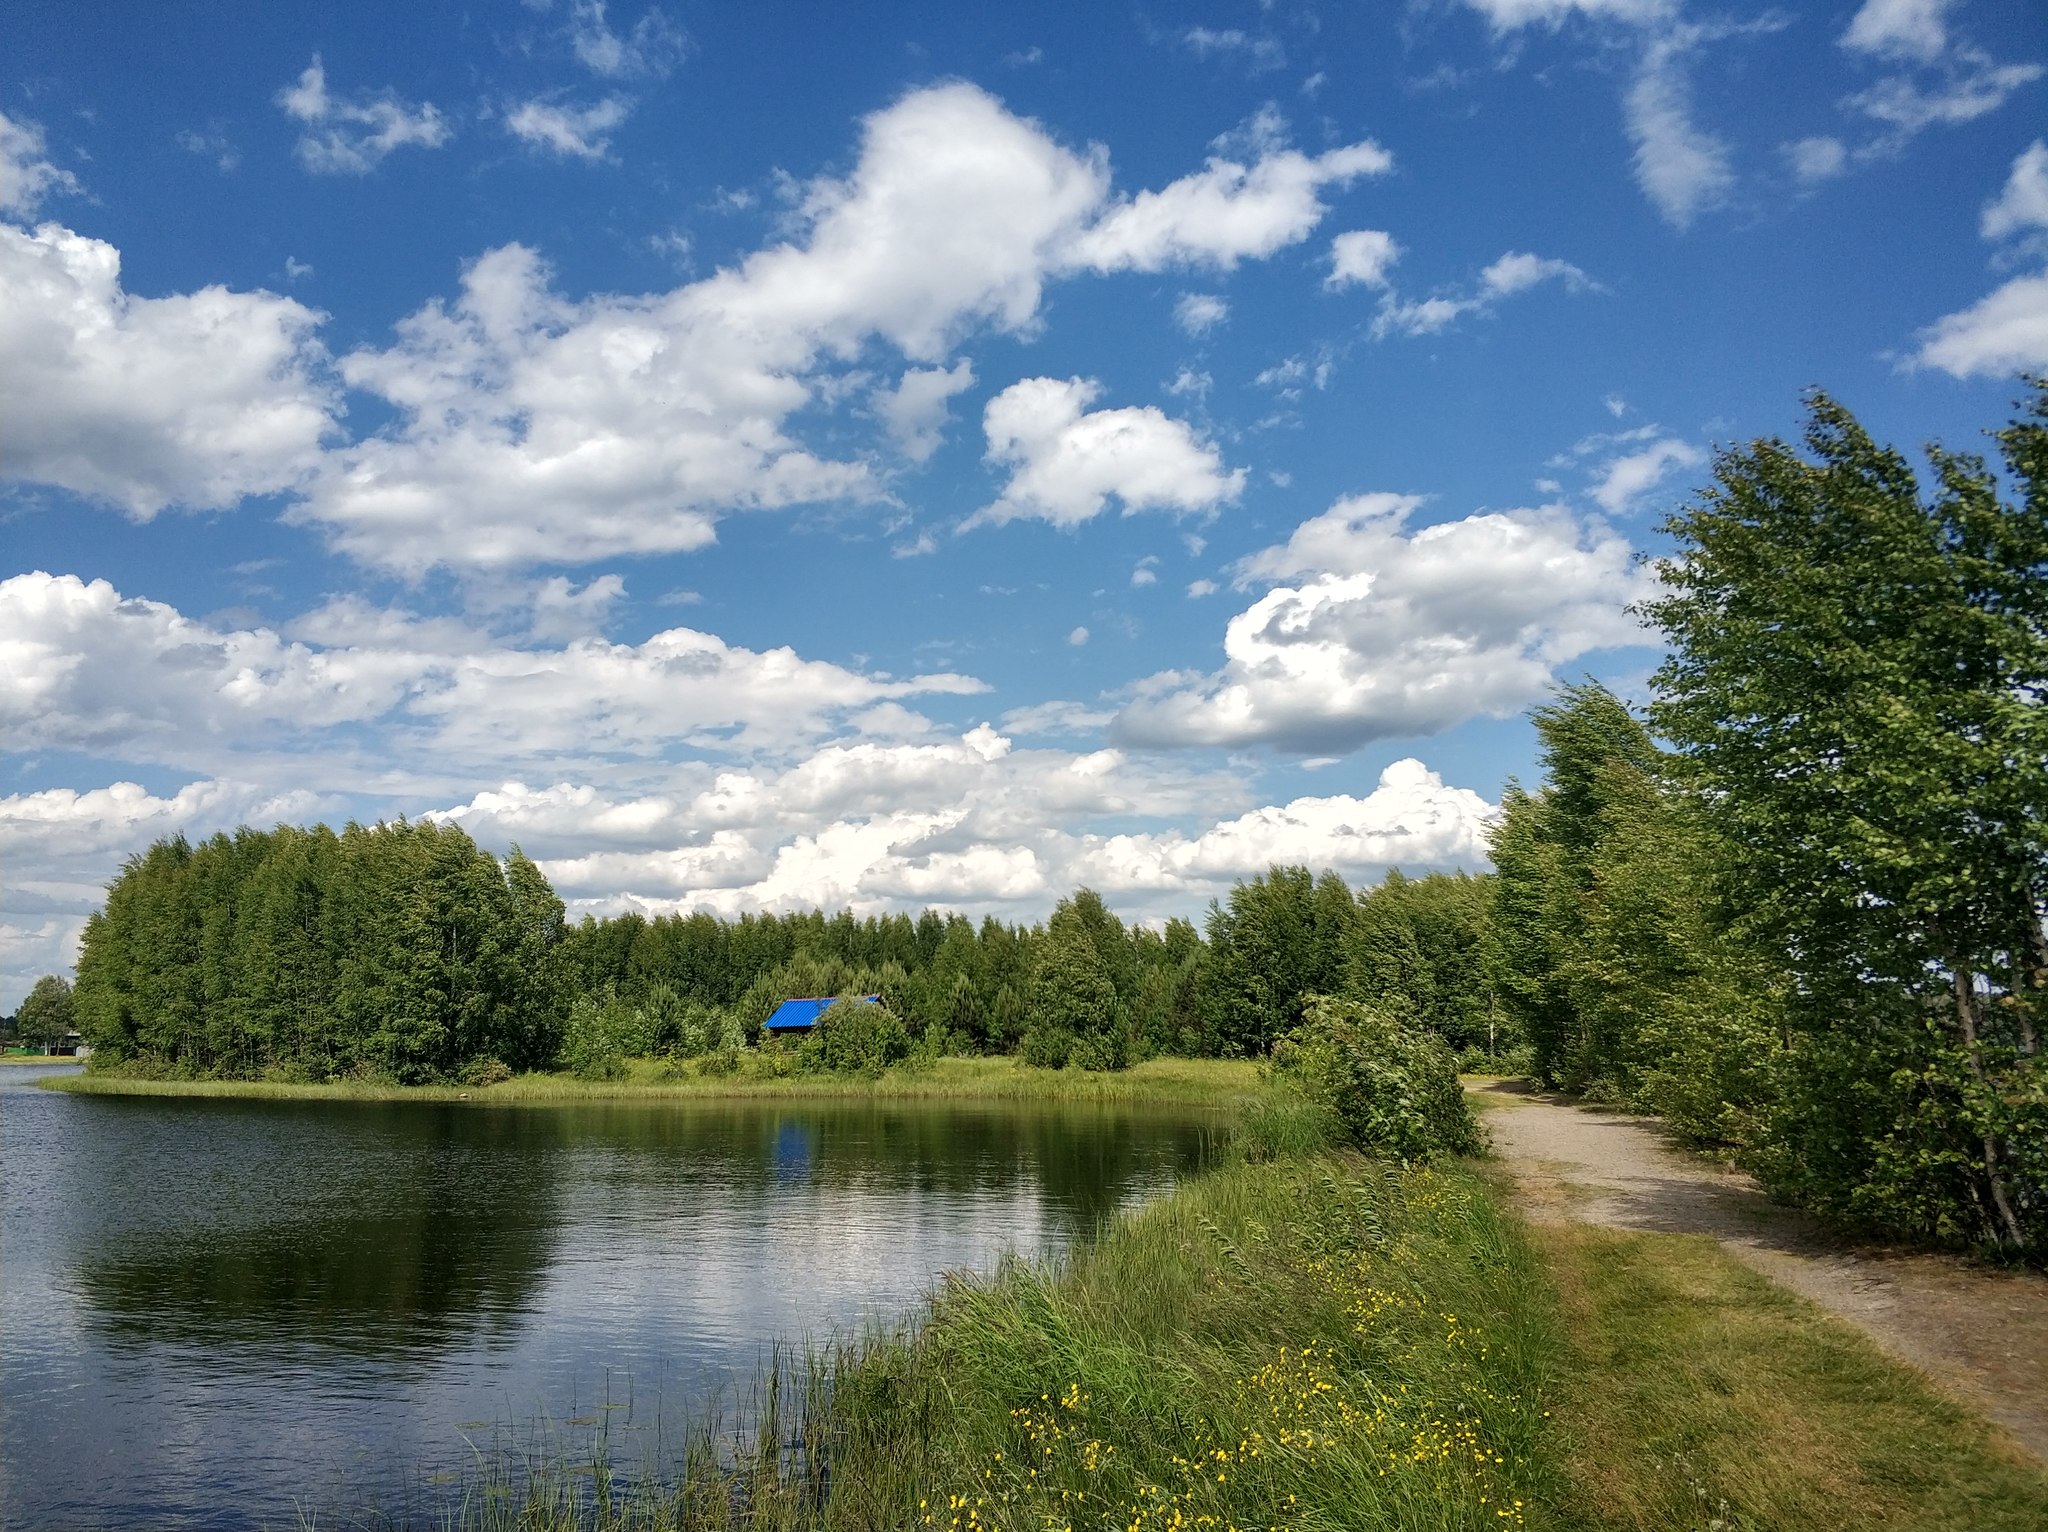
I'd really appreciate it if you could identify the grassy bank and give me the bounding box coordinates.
[45,1054,1264,1111]
[353,1136,2048,1532]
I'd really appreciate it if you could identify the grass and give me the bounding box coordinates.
[1530,1219,2048,1532]
[326,1146,1565,1532]
[45,1054,1266,1111]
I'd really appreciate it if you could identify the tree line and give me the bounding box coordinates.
[48,385,2045,1256]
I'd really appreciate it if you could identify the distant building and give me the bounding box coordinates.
[762,995,881,1034]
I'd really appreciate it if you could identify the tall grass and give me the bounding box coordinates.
[316,1142,1563,1532]
[52,1055,1266,1110]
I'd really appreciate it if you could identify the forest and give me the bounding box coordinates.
[55,385,2048,1259]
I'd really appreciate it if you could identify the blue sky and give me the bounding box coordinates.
[3,0,2044,1004]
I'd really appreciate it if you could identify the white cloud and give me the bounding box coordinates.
[1187,578,1218,598]
[0,572,986,779]
[971,376,1246,529]
[0,222,335,515]
[1131,556,1160,588]
[1845,55,2043,140]
[1372,249,1591,338]
[527,573,626,640]
[876,359,975,461]
[1166,367,1212,398]
[1114,492,1649,753]
[1983,140,2048,240]
[1462,0,1673,31]
[0,109,81,216]
[276,56,451,175]
[1784,135,1849,184]
[1841,0,1957,63]
[1174,292,1229,335]
[568,0,686,78]
[1625,31,1736,228]
[1067,625,1090,646]
[506,96,633,160]
[1588,436,1703,514]
[1326,229,1400,290]
[1075,759,1494,889]
[1912,271,2048,376]
[1181,28,1286,71]
[1064,114,1392,272]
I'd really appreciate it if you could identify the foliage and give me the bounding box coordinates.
[1025,890,1133,1069]
[1200,865,1355,1056]
[15,974,75,1049]
[1272,995,1482,1160]
[1346,870,1500,1052]
[1646,385,2048,1253]
[73,822,567,1082]
[797,996,910,1077]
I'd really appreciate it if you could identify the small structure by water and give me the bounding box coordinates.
[762,995,880,1034]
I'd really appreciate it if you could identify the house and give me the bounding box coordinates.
[762,995,881,1034]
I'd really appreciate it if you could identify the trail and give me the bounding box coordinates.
[1474,1079,2048,1466]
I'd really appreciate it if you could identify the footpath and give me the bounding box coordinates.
[1473,1079,2048,1466]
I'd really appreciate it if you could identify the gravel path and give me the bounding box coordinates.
[1474,1079,2048,1465]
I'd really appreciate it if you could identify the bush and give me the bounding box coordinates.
[1068,1029,1129,1072]
[1019,1025,1074,1069]
[798,996,910,1076]
[1273,995,1482,1160]
[459,1056,513,1087]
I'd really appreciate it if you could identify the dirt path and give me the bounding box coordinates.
[1473,1079,2048,1466]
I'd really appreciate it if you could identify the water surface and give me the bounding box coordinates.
[0,1066,1214,1529]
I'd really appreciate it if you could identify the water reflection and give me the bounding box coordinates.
[1,1083,1213,1531]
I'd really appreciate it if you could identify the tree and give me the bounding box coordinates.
[1645,385,2048,1253]
[1201,866,1353,1056]
[17,975,74,1051]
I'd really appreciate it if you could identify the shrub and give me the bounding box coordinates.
[1018,1024,1074,1069]
[1273,995,1482,1160]
[459,1056,513,1087]
[798,996,910,1076]
[1067,1029,1129,1072]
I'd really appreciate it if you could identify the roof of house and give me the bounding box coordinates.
[762,995,881,1031]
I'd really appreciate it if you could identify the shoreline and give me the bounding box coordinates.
[39,1054,1264,1110]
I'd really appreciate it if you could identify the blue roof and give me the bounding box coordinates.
[762,995,881,1031]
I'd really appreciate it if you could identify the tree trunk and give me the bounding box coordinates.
[1953,964,2027,1250]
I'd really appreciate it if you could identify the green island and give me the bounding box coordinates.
[19,389,2048,1528]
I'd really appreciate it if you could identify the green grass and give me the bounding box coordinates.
[329,1147,1565,1532]
[1530,1219,2048,1532]
[46,1054,1265,1111]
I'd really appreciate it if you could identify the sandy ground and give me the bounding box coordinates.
[1473,1079,2048,1466]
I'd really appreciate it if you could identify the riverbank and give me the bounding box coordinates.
[42,1054,1264,1110]
[373,1130,2048,1531]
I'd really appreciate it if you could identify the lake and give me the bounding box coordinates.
[0,1063,1217,1530]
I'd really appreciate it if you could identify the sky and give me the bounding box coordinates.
[3,0,2045,1007]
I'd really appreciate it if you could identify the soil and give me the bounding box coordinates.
[1473,1078,2048,1466]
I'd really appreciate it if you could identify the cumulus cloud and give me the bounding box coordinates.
[1371,249,1592,338]
[1784,135,1849,184]
[1113,492,1649,754]
[0,572,985,779]
[1461,0,1672,30]
[429,731,1488,926]
[506,96,633,160]
[1064,111,1392,272]
[970,376,1245,528]
[0,222,335,515]
[1174,292,1229,335]
[276,56,451,174]
[1587,436,1703,514]
[1982,140,2048,240]
[1913,141,2048,376]
[5,84,1375,574]
[1326,229,1400,290]
[1913,271,2048,376]
[0,109,81,217]
[876,359,975,462]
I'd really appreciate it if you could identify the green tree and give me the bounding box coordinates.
[1645,386,2048,1253]
[1201,866,1353,1056]
[1025,892,1127,1068]
[17,974,75,1051]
